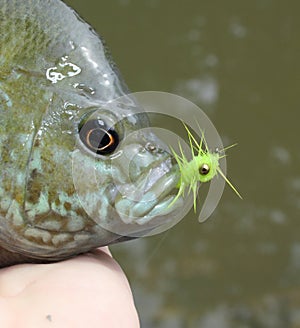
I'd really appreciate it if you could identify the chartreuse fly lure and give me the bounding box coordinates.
[170,123,242,211]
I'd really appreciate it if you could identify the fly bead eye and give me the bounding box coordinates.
[79,119,119,155]
[199,164,210,175]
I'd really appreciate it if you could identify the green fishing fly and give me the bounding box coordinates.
[169,123,242,211]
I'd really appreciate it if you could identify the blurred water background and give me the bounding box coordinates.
[66,0,299,326]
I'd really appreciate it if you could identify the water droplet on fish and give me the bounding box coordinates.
[69,40,76,50]
[46,56,81,84]
[73,83,95,95]
[63,102,80,110]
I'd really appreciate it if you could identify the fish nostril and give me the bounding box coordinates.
[145,142,158,153]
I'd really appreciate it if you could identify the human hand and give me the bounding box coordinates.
[0,247,140,327]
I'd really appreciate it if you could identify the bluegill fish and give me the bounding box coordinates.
[0,0,181,266]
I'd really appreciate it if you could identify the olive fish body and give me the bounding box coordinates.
[0,0,180,266]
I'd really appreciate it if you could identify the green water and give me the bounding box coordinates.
[66,1,299,326]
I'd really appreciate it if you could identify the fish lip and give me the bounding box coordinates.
[139,157,176,193]
[113,158,181,222]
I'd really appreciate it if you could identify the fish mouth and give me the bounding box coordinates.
[113,157,182,227]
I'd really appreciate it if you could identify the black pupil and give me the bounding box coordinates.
[200,165,210,175]
[79,119,119,155]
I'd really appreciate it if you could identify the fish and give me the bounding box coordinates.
[0,0,181,267]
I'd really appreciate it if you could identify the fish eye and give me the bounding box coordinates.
[199,164,210,175]
[78,119,119,155]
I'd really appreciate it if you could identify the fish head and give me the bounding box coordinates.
[73,99,183,238]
